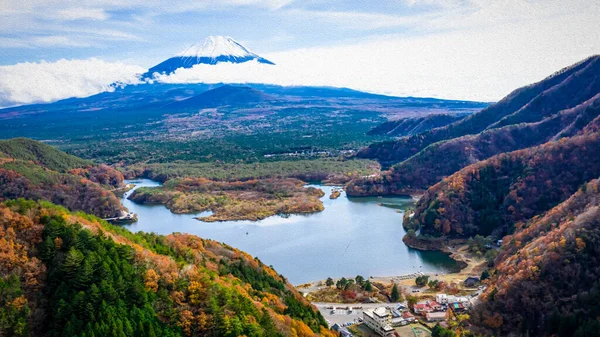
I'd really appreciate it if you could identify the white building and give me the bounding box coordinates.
[425,311,447,322]
[436,294,471,308]
[363,307,395,337]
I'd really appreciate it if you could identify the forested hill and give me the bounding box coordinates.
[0,199,335,337]
[355,55,599,165]
[347,93,600,196]
[0,138,126,217]
[0,138,92,172]
[405,131,600,239]
[347,55,600,196]
[366,113,466,137]
[470,179,600,336]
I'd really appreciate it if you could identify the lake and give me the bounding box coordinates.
[122,179,459,284]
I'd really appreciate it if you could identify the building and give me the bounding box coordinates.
[331,323,353,337]
[449,302,467,314]
[436,294,471,308]
[464,276,480,288]
[402,311,416,323]
[436,294,449,304]
[413,303,433,315]
[391,316,408,327]
[428,301,444,311]
[363,307,395,337]
[425,311,447,322]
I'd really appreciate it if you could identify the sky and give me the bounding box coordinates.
[0,0,599,107]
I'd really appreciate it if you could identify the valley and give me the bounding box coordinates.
[0,28,599,337]
[0,84,485,164]
[120,179,460,285]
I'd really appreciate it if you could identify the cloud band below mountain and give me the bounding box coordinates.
[0,58,144,108]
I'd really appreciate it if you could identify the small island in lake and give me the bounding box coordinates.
[128,177,325,222]
[329,189,341,199]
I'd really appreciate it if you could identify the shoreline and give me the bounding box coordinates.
[296,243,485,299]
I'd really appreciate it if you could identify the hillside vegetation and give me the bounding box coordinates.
[356,55,599,165]
[123,158,380,184]
[0,138,92,172]
[404,131,600,239]
[0,138,126,218]
[366,114,466,137]
[0,199,334,337]
[129,178,325,222]
[471,179,600,337]
[348,93,600,196]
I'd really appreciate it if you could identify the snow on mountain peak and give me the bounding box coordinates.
[141,36,274,79]
[178,36,255,59]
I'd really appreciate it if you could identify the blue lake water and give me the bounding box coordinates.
[122,179,458,284]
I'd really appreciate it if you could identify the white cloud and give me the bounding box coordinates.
[283,9,441,30]
[56,7,109,21]
[31,36,93,47]
[0,59,144,107]
[151,0,600,101]
[0,0,598,104]
[154,14,599,102]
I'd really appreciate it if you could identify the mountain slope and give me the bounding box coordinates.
[356,55,600,165]
[366,114,466,137]
[0,138,126,217]
[0,199,335,337]
[404,131,600,239]
[0,138,92,172]
[142,36,274,79]
[167,85,274,110]
[347,93,600,196]
[470,179,600,336]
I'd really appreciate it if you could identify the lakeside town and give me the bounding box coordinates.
[297,243,489,337]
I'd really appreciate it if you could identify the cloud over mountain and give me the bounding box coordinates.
[0,58,144,107]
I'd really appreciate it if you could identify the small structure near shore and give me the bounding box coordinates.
[104,211,138,224]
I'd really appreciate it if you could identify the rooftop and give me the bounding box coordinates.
[426,312,447,318]
[373,307,389,318]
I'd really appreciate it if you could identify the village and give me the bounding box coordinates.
[306,275,483,337]
[297,244,489,337]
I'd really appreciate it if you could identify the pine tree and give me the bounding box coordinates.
[391,284,400,302]
[40,236,56,262]
[62,247,84,279]
[364,280,373,292]
[75,259,93,289]
[147,324,157,337]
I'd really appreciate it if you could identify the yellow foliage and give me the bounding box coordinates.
[144,269,159,292]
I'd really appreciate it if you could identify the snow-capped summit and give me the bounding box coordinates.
[142,36,274,79]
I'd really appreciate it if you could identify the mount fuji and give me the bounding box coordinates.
[141,36,274,79]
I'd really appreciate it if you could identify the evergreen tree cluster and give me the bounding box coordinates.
[39,214,181,337]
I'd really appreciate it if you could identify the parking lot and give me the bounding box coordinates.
[316,304,365,326]
[314,302,402,327]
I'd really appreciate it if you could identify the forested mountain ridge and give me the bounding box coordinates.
[366,113,466,137]
[0,138,126,217]
[347,93,600,196]
[470,179,600,337]
[404,130,600,239]
[167,85,275,110]
[0,199,334,337]
[355,55,599,165]
[0,138,92,172]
